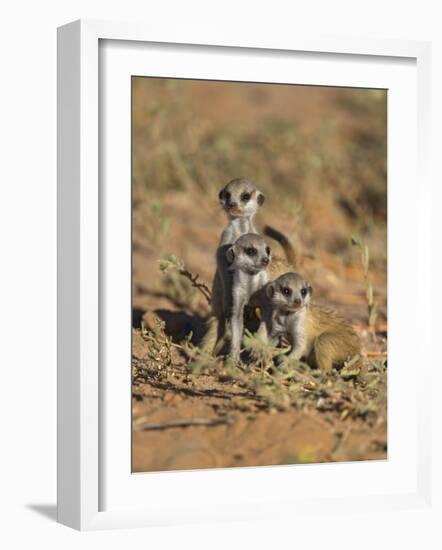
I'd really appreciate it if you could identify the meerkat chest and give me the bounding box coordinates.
[287,311,312,352]
[233,271,268,304]
[269,311,289,339]
[272,310,310,352]
[219,218,256,247]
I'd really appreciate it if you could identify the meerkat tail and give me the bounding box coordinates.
[263,225,297,268]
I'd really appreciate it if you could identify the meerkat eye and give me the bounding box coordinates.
[265,246,271,255]
[224,191,231,201]
[300,288,308,297]
[282,287,292,296]
[240,192,251,202]
[245,247,257,257]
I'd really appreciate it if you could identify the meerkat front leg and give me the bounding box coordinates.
[286,332,308,361]
[273,309,309,365]
[229,291,246,361]
[283,311,307,360]
[256,318,270,343]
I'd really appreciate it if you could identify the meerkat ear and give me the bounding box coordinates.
[225,246,235,265]
[265,282,275,298]
[218,189,225,201]
[257,192,265,206]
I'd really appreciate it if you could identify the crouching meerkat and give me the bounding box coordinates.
[213,233,271,359]
[255,272,361,370]
[213,177,265,315]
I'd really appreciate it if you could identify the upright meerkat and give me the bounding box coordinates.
[223,233,271,359]
[204,178,266,352]
[220,233,272,359]
[256,272,360,370]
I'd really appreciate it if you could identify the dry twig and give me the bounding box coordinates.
[159,254,212,305]
[134,416,233,431]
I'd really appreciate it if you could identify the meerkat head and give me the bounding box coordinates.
[226,233,271,275]
[266,272,312,312]
[218,178,265,219]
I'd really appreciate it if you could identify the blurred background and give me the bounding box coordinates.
[132,77,387,334]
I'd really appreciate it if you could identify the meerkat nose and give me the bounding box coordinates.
[261,257,269,266]
[294,297,302,306]
[229,202,238,208]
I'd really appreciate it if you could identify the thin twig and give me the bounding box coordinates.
[178,268,212,305]
[159,256,212,305]
[133,416,233,431]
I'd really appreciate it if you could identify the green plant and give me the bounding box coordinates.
[351,236,378,336]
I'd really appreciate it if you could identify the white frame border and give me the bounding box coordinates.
[57,19,432,531]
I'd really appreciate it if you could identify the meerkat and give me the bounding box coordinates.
[256,272,360,370]
[213,177,265,321]
[218,233,272,359]
[202,178,265,352]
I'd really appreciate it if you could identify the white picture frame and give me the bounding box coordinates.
[57,19,432,531]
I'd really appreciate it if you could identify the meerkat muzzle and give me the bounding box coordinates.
[228,206,242,216]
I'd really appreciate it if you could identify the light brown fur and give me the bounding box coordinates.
[257,272,360,370]
[303,305,361,370]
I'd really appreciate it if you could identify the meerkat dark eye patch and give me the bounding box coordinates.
[245,247,257,257]
[265,246,271,255]
[240,192,251,202]
[282,287,292,296]
[300,287,308,297]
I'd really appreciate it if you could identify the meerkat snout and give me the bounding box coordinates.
[267,272,313,312]
[218,178,265,219]
[226,233,271,275]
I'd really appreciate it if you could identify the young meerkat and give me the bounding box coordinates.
[256,272,360,370]
[203,178,266,352]
[215,233,272,360]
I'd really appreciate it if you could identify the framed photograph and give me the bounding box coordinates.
[57,20,432,530]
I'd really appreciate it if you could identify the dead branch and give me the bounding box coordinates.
[133,416,233,431]
[178,267,212,305]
